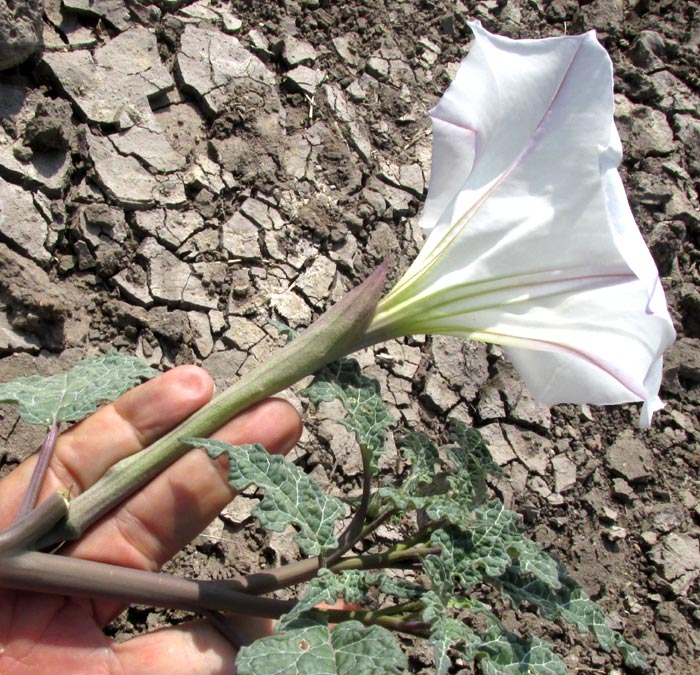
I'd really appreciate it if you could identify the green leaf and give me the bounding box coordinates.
[422,533,566,675]
[269,318,299,342]
[475,627,567,675]
[0,351,155,427]
[559,589,649,670]
[445,420,502,507]
[375,456,454,519]
[397,429,443,488]
[498,564,649,671]
[302,358,394,474]
[379,422,501,519]
[465,504,519,578]
[446,420,501,474]
[279,569,379,628]
[514,542,562,590]
[422,590,480,675]
[618,640,651,672]
[378,575,425,601]
[426,527,480,592]
[378,429,445,511]
[185,439,346,555]
[400,424,644,672]
[420,422,501,521]
[236,616,407,675]
[433,501,560,589]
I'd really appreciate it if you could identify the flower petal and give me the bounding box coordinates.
[419,118,476,233]
[368,22,675,425]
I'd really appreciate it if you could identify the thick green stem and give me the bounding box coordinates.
[39,265,388,549]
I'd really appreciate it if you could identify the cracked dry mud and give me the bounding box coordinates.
[0,1,699,673]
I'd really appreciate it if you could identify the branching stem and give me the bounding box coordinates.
[0,492,68,553]
[228,544,440,596]
[400,517,447,548]
[357,507,398,540]
[1,493,298,619]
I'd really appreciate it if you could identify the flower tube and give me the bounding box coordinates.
[362,22,675,427]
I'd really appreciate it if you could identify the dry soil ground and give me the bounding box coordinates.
[0,1,698,673]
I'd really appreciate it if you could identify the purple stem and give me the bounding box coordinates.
[0,550,294,618]
[326,444,379,567]
[0,493,69,553]
[14,418,60,523]
[0,494,293,619]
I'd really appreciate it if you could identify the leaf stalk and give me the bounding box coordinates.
[321,606,430,637]
[14,418,60,522]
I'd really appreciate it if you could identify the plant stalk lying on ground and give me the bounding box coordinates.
[0,23,672,674]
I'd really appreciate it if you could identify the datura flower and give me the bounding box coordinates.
[362,22,675,427]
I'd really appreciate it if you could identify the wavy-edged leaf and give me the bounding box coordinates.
[0,351,155,427]
[431,502,560,590]
[396,428,443,495]
[475,627,567,675]
[426,527,480,592]
[236,616,407,675]
[422,590,481,675]
[445,420,502,486]
[498,563,649,671]
[378,575,425,601]
[398,427,440,468]
[429,423,502,520]
[269,318,299,342]
[379,421,500,518]
[389,428,473,517]
[302,358,393,474]
[186,439,346,555]
[279,569,379,628]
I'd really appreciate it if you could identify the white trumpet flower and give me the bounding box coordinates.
[363,22,675,427]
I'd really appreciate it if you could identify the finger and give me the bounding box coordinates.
[0,366,215,528]
[66,398,301,628]
[112,616,273,675]
[67,398,302,576]
[98,398,299,626]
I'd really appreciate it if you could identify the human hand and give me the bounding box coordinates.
[0,365,302,674]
